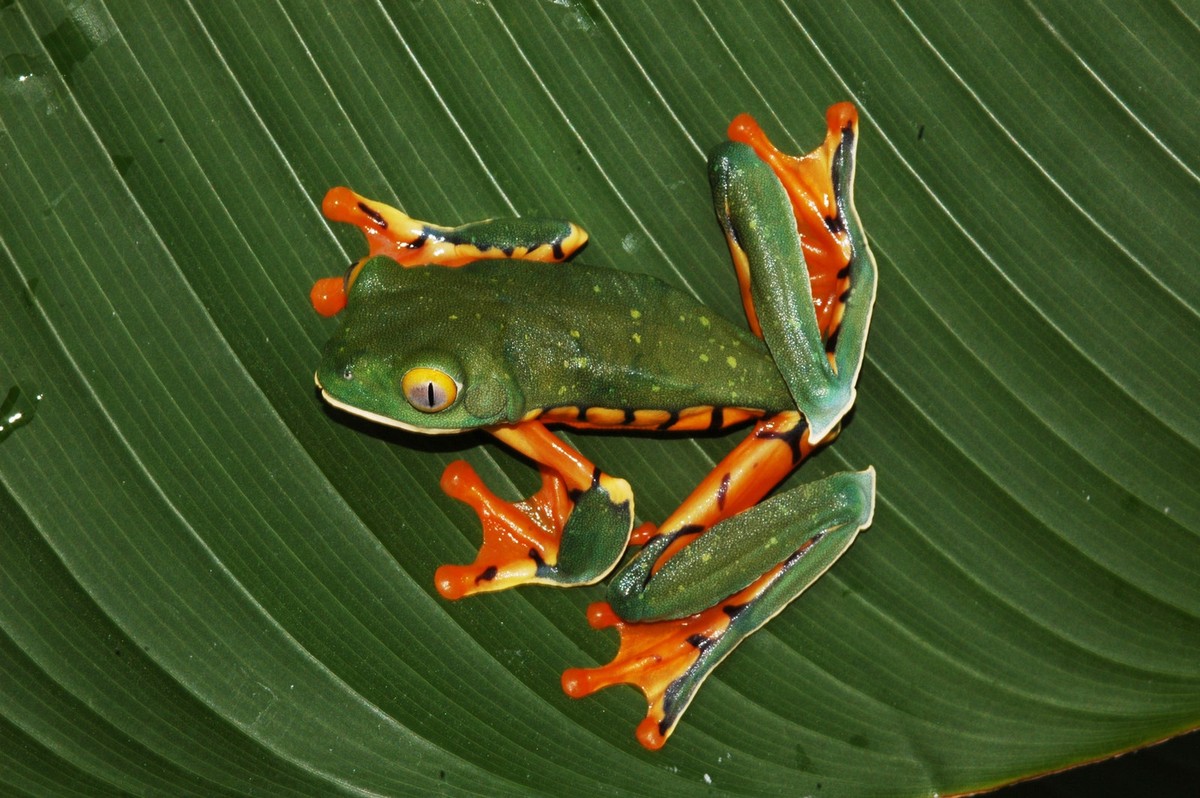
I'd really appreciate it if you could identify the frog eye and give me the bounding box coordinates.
[401,367,459,413]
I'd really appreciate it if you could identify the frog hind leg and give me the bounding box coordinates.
[311,188,589,316]
[710,103,878,443]
[563,450,875,750]
[434,420,634,599]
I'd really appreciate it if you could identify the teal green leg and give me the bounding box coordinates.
[607,468,876,622]
[708,139,877,443]
[598,468,875,741]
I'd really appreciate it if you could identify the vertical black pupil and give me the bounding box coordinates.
[426,382,436,408]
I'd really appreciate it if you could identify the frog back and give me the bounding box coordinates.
[335,257,794,430]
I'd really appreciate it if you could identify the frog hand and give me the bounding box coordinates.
[713,103,878,443]
[434,423,634,599]
[563,468,875,750]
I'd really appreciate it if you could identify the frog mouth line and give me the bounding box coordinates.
[314,371,461,435]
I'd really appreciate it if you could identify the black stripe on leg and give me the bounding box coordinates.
[656,410,681,431]
[716,473,731,512]
[357,202,387,228]
[755,418,808,465]
[824,325,841,354]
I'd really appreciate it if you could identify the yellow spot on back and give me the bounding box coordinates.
[727,356,738,368]
[570,329,580,338]
[630,308,642,319]
[699,353,709,362]
[699,316,710,327]
[631,332,641,344]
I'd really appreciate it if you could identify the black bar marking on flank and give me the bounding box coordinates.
[475,565,498,584]
[707,407,726,433]
[824,214,845,234]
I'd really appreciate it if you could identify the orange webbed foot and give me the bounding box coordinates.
[562,600,742,750]
[435,460,574,599]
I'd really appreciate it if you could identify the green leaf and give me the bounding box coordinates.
[2,1,1197,795]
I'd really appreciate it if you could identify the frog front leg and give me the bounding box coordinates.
[711,103,877,443]
[435,420,635,599]
[312,187,589,316]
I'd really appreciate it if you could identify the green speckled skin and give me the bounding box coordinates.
[317,256,794,430]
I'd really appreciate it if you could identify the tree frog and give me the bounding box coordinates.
[312,103,877,749]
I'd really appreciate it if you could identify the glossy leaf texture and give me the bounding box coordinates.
[1,2,1197,796]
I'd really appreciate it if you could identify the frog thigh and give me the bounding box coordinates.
[566,467,875,748]
[708,121,876,443]
[607,468,875,622]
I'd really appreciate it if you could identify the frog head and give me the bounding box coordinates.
[315,258,522,433]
